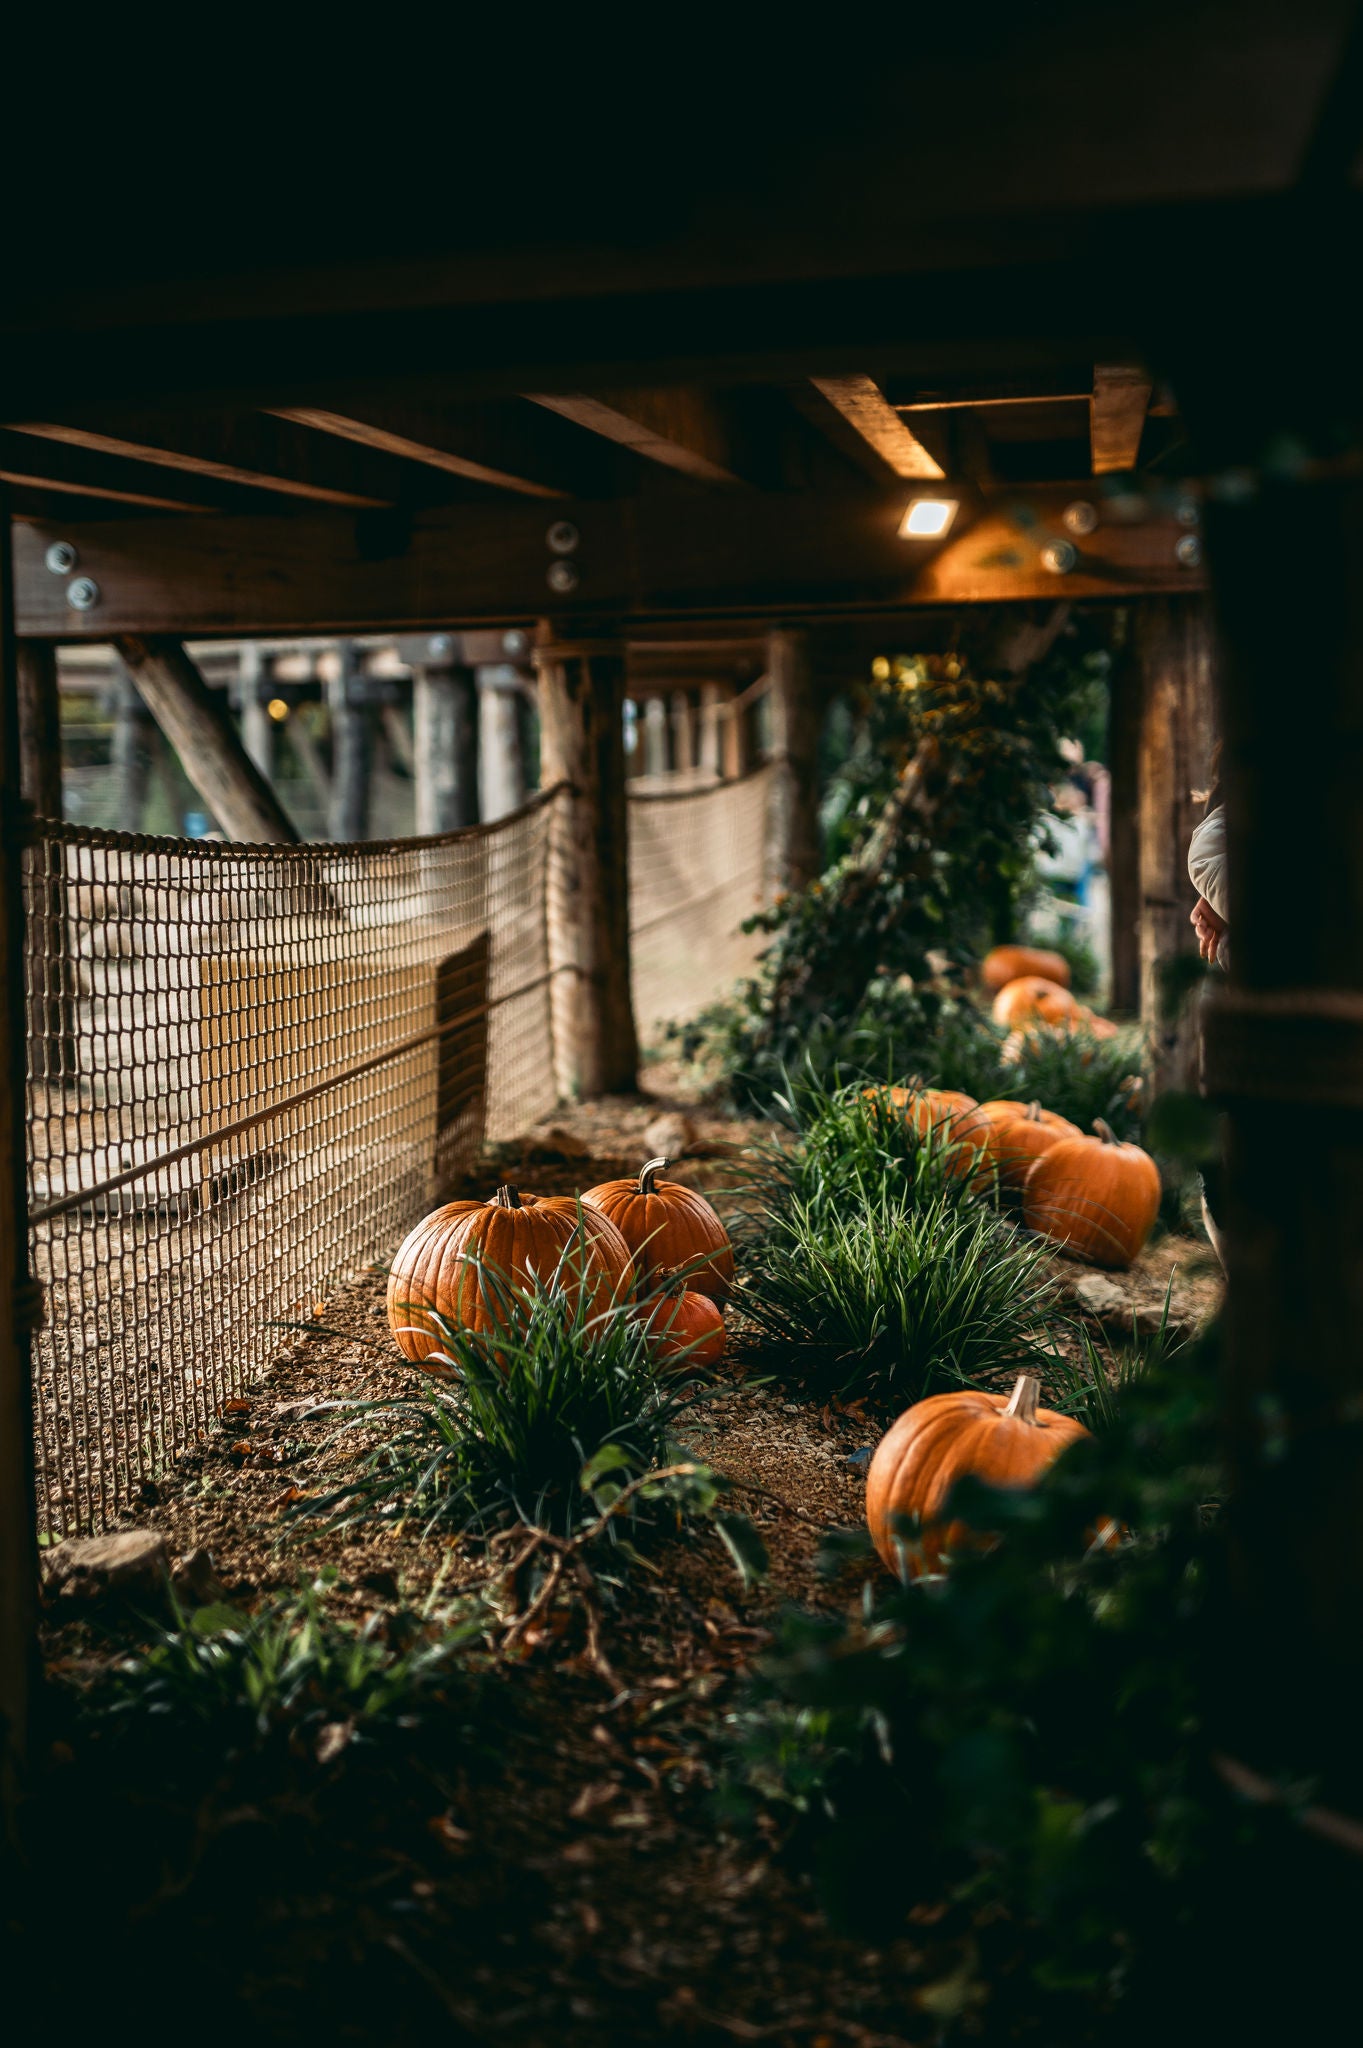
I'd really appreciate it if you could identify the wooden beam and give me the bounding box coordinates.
[16,642,62,820]
[523,388,746,486]
[270,403,572,500]
[1090,364,1153,475]
[413,645,478,832]
[10,490,1207,641]
[0,426,219,513]
[112,635,299,843]
[535,623,638,1096]
[764,629,822,891]
[807,375,945,481]
[6,413,397,509]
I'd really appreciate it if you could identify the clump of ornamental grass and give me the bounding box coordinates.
[312,1256,717,1541]
[1004,1020,1147,1142]
[740,1174,1057,1405]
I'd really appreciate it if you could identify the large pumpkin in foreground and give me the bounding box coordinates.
[583,1157,734,1305]
[991,975,1080,1031]
[866,1374,1091,1575]
[1022,1119,1161,1269]
[387,1185,634,1363]
[982,944,1071,994]
[974,1099,1082,1190]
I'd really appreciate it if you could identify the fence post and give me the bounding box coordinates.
[327,641,371,842]
[764,628,822,892]
[411,636,478,832]
[535,620,639,1098]
[16,643,61,823]
[699,682,723,778]
[0,497,40,1824]
[477,665,527,821]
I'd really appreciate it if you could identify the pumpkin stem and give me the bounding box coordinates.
[1092,1118,1117,1146]
[1003,1373,1041,1423]
[1025,1101,1042,1123]
[637,1156,668,1193]
[495,1184,522,1209]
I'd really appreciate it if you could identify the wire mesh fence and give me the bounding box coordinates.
[628,766,774,1037]
[24,789,565,1536]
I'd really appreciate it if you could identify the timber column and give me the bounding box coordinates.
[535,621,638,1098]
[764,628,821,892]
[410,635,478,833]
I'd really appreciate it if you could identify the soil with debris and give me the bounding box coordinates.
[17,1070,1219,2046]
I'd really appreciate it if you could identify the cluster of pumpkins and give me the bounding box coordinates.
[385,1158,735,1371]
[983,941,1118,1061]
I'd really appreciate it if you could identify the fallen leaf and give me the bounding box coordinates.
[314,1719,354,1765]
[221,1399,251,1416]
[568,1780,619,1820]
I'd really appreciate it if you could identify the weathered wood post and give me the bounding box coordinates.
[235,642,274,782]
[16,643,62,822]
[764,628,822,892]
[1202,472,1363,1790]
[0,497,40,1818]
[1133,597,1217,1092]
[327,640,371,842]
[1106,628,1141,1015]
[411,635,478,832]
[110,669,157,833]
[699,682,723,778]
[535,621,638,1098]
[721,690,749,780]
[114,635,297,843]
[670,689,696,777]
[477,665,527,821]
[642,694,668,778]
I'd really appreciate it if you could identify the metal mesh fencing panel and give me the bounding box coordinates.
[627,767,774,1038]
[24,788,565,1537]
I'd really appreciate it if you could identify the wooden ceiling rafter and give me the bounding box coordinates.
[806,375,946,481]
[522,387,749,486]
[1090,365,1155,475]
[4,415,395,509]
[266,401,589,500]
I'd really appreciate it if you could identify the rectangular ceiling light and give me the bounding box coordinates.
[899,497,959,539]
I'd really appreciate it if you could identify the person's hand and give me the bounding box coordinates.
[1190,895,1226,964]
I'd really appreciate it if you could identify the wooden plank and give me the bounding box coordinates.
[271,404,570,500]
[523,388,746,485]
[113,635,299,843]
[16,642,61,820]
[11,489,1207,640]
[764,630,821,891]
[1090,364,1153,474]
[807,375,945,481]
[6,415,394,509]
[0,422,216,512]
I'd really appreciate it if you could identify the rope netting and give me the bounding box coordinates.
[22,769,774,1535]
[24,790,565,1536]
[627,766,774,1037]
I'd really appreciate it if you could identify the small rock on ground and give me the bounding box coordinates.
[44,1530,169,1605]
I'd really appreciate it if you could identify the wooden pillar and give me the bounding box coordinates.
[235,643,274,782]
[1106,627,1141,1015]
[535,621,638,1097]
[764,628,822,893]
[642,694,668,778]
[699,682,723,778]
[1132,598,1217,1092]
[110,671,157,833]
[623,700,643,780]
[670,689,696,777]
[477,665,527,821]
[1202,473,1363,1792]
[16,643,61,821]
[0,497,40,1818]
[412,639,478,833]
[721,692,748,780]
[114,635,297,844]
[327,641,371,842]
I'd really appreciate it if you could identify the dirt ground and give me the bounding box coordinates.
[22,1067,1221,2046]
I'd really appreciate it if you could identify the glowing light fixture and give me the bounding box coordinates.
[267,697,290,722]
[899,496,958,539]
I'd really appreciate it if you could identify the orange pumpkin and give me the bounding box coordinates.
[1022,1118,1161,1269]
[866,1084,991,1178]
[1074,1005,1119,1041]
[974,1099,1082,1190]
[866,1373,1091,1575]
[982,944,1071,994]
[386,1184,634,1364]
[582,1157,734,1306]
[991,976,1080,1031]
[644,1287,726,1370]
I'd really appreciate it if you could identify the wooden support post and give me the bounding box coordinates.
[721,693,748,780]
[670,689,696,777]
[1132,598,1216,1091]
[0,496,40,1820]
[16,643,61,821]
[412,639,478,833]
[110,671,157,833]
[1201,473,1363,1795]
[477,665,527,821]
[327,641,371,842]
[699,682,723,778]
[1106,630,1141,1014]
[642,694,668,778]
[535,621,638,1097]
[113,635,297,844]
[235,643,274,782]
[764,628,822,893]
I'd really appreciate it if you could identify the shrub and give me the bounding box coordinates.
[1004,1021,1147,1143]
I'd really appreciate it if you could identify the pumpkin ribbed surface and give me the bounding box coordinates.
[974,1099,1082,1189]
[386,1187,634,1363]
[866,1084,990,1177]
[982,944,1071,993]
[991,975,1080,1030]
[1022,1120,1161,1269]
[644,1288,726,1370]
[866,1374,1090,1574]
[583,1159,734,1304]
